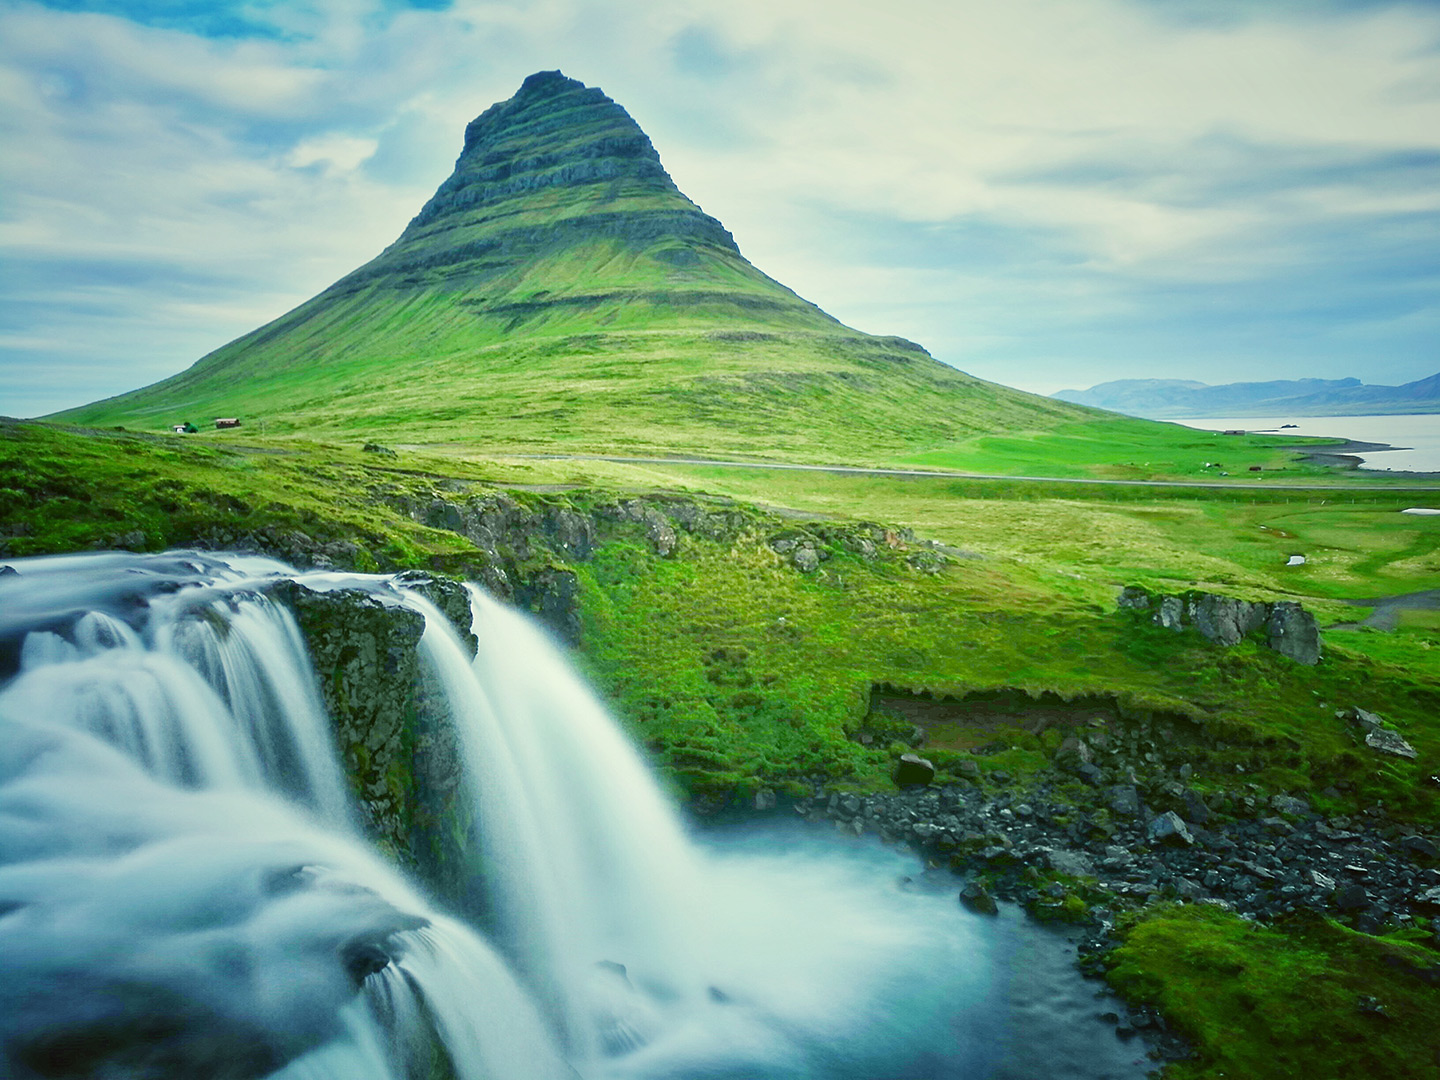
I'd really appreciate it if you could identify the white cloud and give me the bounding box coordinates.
[287,133,379,172]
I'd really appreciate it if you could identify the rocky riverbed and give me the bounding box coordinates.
[786,769,1440,1060]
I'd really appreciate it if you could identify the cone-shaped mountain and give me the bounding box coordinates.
[56,71,1086,460]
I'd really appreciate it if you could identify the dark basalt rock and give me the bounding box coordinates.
[1267,601,1321,665]
[1336,883,1370,911]
[270,581,425,858]
[1147,811,1195,847]
[1119,585,1321,665]
[893,753,936,788]
[1189,592,1267,647]
[515,568,582,646]
[959,881,998,915]
[393,570,477,656]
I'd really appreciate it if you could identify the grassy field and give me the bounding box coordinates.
[460,455,1440,604]
[8,419,1440,808]
[899,414,1355,481]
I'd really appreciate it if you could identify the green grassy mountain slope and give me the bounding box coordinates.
[54,70,1088,462]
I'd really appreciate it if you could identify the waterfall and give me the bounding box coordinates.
[0,553,580,1080]
[0,550,1155,1080]
[404,586,703,1057]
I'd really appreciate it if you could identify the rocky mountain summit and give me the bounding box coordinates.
[335,70,766,305]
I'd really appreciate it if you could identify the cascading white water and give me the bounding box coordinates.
[401,585,704,1057]
[0,550,1155,1080]
[0,553,575,1080]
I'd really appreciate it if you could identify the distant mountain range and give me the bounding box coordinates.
[1052,374,1440,419]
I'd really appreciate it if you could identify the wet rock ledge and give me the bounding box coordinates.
[267,574,477,909]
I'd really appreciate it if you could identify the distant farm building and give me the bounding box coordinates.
[171,422,197,434]
[213,418,242,429]
[1223,429,1245,436]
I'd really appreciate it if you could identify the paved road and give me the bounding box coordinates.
[511,453,1440,493]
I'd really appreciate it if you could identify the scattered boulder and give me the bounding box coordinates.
[1355,995,1390,1019]
[905,550,947,574]
[1270,795,1310,818]
[1267,602,1321,665]
[959,882,998,915]
[1181,790,1211,826]
[1156,596,1185,631]
[1340,705,1419,757]
[1336,883,1370,912]
[1054,736,1093,772]
[1401,835,1438,860]
[1107,784,1142,818]
[893,754,936,788]
[1365,728,1418,760]
[1189,593,1267,647]
[361,443,397,457]
[113,529,147,551]
[844,534,878,560]
[1147,811,1195,847]
[1117,586,1151,610]
[1344,706,1386,731]
[1045,848,1096,878]
[769,534,828,572]
[642,510,677,557]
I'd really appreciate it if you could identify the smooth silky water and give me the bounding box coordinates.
[0,552,1153,1080]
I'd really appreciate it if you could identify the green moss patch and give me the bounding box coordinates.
[1108,904,1440,1079]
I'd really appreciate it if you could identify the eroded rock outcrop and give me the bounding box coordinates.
[1119,585,1321,664]
[270,580,425,858]
[269,577,474,905]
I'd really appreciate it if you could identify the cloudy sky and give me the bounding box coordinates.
[3,0,1439,417]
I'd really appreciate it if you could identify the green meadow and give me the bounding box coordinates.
[9,419,1440,804]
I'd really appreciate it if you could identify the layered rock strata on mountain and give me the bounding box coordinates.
[333,70,749,297]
